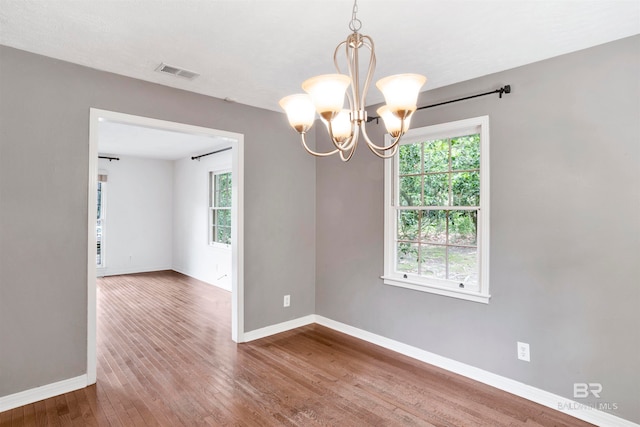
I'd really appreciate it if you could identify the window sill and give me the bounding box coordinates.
[382,276,490,304]
[209,242,231,249]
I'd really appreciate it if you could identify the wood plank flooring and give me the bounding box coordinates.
[1,271,593,426]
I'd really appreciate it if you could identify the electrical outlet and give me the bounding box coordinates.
[517,341,530,362]
[283,295,290,307]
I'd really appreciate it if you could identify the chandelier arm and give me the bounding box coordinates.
[333,40,356,142]
[368,142,399,159]
[335,39,355,111]
[359,35,376,105]
[344,39,359,113]
[339,137,358,162]
[334,41,346,71]
[351,38,362,112]
[359,118,404,151]
[300,133,340,157]
[333,41,347,75]
[339,124,359,151]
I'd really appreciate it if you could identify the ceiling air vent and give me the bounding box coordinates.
[155,63,200,80]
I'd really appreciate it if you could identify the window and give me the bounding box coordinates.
[383,116,490,303]
[209,171,232,245]
[96,177,106,268]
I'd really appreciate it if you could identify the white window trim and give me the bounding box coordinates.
[382,116,490,304]
[209,169,232,248]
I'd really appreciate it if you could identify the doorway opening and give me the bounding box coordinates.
[87,108,245,385]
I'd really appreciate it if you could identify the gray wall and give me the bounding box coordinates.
[316,35,640,422]
[0,45,316,396]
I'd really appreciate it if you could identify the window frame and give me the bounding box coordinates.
[209,170,232,247]
[96,179,107,269]
[383,116,490,304]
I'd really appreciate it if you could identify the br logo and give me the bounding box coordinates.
[573,383,602,398]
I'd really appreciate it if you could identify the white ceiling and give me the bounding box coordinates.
[98,120,230,160]
[1,0,639,114]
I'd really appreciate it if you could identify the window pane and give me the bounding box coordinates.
[424,173,449,206]
[448,210,477,246]
[218,189,231,208]
[396,242,419,274]
[420,244,446,279]
[219,173,228,188]
[97,182,103,219]
[420,210,446,244]
[217,226,231,245]
[214,172,216,207]
[423,139,449,172]
[399,175,421,206]
[214,186,221,206]
[451,171,479,206]
[214,173,232,207]
[451,134,480,171]
[217,208,231,227]
[447,246,478,287]
[399,143,421,175]
[398,210,420,241]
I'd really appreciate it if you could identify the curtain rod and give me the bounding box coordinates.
[191,146,232,161]
[368,85,511,123]
[99,156,120,161]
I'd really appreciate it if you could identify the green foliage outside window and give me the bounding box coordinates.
[396,134,480,286]
[211,172,232,245]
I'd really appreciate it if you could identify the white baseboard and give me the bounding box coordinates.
[242,315,316,342]
[0,375,87,413]
[171,268,232,292]
[314,315,638,427]
[100,265,172,277]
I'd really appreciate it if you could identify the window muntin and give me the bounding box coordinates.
[384,116,489,303]
[209,171,232,245]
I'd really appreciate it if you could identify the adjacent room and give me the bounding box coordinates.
[0,1,638,426]
[95,115,235,291]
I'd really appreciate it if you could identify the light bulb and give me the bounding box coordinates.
[325,109,353,142]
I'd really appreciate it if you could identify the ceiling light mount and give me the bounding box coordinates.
[279,0,426,161]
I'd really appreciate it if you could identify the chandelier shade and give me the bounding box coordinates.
[324,109,353,142]
[376,105,412,137]
[278,94,316,133]
[279,0,426,161]
[376,73,427,118]
[302,74,351,121]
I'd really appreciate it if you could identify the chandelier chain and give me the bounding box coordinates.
[349,0,361,32]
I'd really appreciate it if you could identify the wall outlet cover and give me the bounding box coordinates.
[517,341,530,362]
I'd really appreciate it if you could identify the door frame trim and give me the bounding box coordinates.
[87,108,245,384]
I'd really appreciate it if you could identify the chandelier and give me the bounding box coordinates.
[279,0,426,161]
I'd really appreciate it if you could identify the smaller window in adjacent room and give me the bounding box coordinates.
[96,174,107,268]
[383,116,490,303]
[209,171,232,246]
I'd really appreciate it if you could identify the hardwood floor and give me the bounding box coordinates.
[1,271,593,426]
